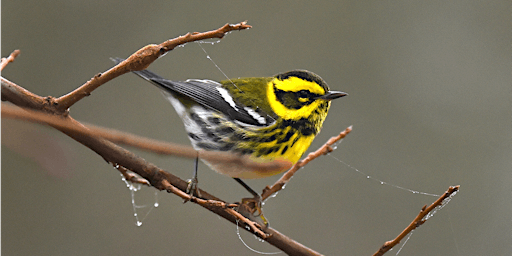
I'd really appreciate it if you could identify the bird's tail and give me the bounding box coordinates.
[110,57,173,92]
[110,57,166,82]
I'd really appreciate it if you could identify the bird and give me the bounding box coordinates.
[112,58,347,198]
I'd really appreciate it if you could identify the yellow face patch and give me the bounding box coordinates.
[266,77,327,120]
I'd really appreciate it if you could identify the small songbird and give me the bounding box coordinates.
[112,58,346,196]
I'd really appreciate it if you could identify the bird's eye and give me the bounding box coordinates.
[298,90,310,103]
[298,90,309,97]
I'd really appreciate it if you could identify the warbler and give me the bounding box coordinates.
[112,58,346,194]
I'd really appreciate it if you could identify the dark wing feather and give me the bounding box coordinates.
[111,58,270,126]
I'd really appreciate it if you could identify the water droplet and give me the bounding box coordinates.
[264,193,277,203]
[253,235,265,242]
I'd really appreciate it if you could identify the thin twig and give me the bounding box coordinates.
[116,164,151,186]
[261,126,353,201]
[54,21,251,112]
[372,185,460,256]
[0,49,21,71]
[225,208,269,239]
[159,21,251,52]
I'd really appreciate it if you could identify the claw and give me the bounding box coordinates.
[232,178,268,226]
[186,177,201,198]
[238,196,268,227]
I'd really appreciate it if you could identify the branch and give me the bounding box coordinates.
[1,76,52,111]
[261,126,353,201]
[0,49,21,71]
[53,21,251,112]
[372,185,460,256]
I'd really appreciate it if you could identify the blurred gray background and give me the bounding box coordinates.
[2,1,511,255]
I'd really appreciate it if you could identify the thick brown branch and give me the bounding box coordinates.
[261,126,353,201]
[372,185,460,256]
[54,21,251,112]
[1,77,50,110]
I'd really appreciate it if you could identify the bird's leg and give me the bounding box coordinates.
[234,178,259,198]
[185,156,201,201]
[234,178,268,227]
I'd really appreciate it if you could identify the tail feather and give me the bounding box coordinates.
[110,57,171,90]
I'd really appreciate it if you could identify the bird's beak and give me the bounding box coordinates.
[318,91,348,101]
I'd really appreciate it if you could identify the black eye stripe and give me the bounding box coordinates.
[297,90,321,99]
[276,88,320,99]
[274,87,321,109]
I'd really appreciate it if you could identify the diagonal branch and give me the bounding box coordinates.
[261,126,353,201]
[372,185,460,256]
[53,21,251,112]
